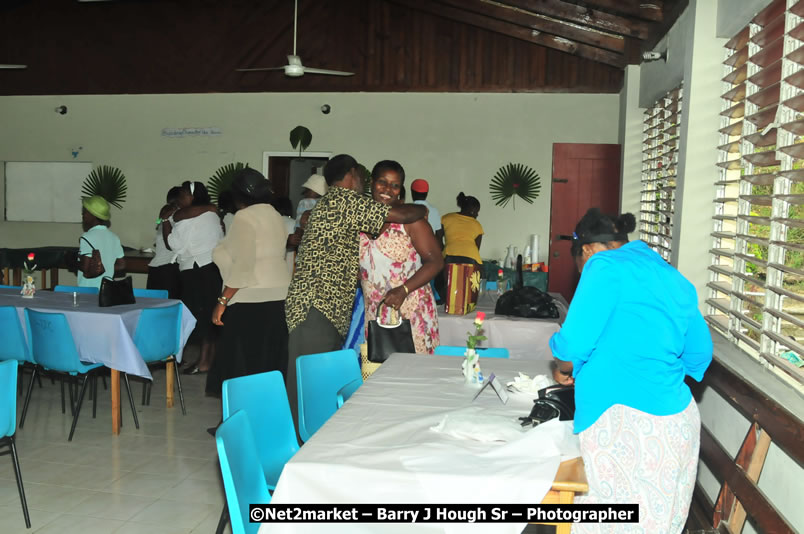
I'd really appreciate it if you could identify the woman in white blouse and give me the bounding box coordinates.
[206,169,291,397]
[146,186,182,299]
[162,181,224,375]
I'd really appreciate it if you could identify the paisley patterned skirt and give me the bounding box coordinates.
[573,399,700,534]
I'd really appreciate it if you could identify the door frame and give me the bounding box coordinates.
[262,151,332,180]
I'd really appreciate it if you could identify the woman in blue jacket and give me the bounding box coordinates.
[549,208,712,534]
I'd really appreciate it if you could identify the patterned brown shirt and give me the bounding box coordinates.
[286,186,390,337]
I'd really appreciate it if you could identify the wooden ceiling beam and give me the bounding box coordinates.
[439,0,624,52]
[391,0,625,67]
[575,0,663,22]
[497,0,652,40]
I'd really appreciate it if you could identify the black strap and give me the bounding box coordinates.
[80,236,97,251]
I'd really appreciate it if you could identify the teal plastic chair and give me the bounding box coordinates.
[215,371,300,533]
[54,285,98,294]
[0,284,20,289]
[0,306,39,397]
[133,288,168,298]
[22,309,106,441]
[132,303,186,415]
[0,360,31,528]
[296,349,362,442]
[434,345,510,359]
[216,411,272,534]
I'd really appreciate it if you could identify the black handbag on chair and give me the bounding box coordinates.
[366,302,416,363]
[98,276,136,307]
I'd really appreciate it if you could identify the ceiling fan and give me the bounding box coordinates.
[0,64,26,69]
[236,0,353,78]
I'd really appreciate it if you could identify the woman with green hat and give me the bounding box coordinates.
[78,195,126,288]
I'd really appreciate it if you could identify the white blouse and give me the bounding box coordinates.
[168,211,223,271]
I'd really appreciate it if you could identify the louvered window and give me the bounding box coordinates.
[709,0,804,386]
[641,85,682,261]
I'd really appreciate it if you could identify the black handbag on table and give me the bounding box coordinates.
[98,276,136,307]
[495,255,559,319]
[519,385,575,427]
[367,302,416,363]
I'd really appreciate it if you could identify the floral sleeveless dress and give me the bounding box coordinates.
[359,223,439,354]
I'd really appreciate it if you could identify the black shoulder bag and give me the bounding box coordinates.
[519,385,575,427]
[98,276,136,307]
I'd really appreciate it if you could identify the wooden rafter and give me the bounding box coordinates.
[497,0,652,39]
[391,0,625,67]
[578,0,664,22]
[440,0,625,52]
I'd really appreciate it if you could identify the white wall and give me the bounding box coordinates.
[618,65,642,235]
[0,92,619,266]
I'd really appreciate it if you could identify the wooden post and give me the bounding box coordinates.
[165,360,175,408]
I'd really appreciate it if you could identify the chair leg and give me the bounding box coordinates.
[36,372,42,389]
[67,377,75,416]
[19,368,37,429]
[102,374,107,390]
[146,382,152,406]
[8,436,31,529]
[92,375,98,419]
[141,380,148,406]
[173,359,187,416]
[68,375,90,441]
[122,373,140,430]
[60,377,66,414]
[215,503,229,534]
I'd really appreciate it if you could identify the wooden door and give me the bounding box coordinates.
[548,143,621,302]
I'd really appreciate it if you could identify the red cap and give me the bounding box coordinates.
[410,179,429,193]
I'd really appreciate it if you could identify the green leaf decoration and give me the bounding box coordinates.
[289,125,313,157]
[207,162,249,204]
[489,162,541,209]
[81,165,127,209]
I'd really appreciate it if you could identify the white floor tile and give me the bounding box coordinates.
[0,502,60,533]
[67,491,155,521]
[33,513,125,534]
[128,498,213,529]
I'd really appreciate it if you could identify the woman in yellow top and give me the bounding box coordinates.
[441,192,483,264]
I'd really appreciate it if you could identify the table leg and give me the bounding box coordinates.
[555,491,575,534]
[51,267,59,288]
[165,361,175,408]
[111,369,121,435]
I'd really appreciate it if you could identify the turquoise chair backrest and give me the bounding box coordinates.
[434,345,510,359]
[216,411,272,534]
[222,371,299,489]
[54,285,98,295]
[296,349,362,442]
[0,284,20,289]
[132,304,181,363]
[24,309,93,373]
[0,306,31,363]
[0,360,18,438]
[133,288,168,299]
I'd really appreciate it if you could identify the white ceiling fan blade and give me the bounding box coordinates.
[235,66,286,72]
[302,67,354,76]
[0,64,27,69]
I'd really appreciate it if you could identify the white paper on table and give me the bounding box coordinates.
[400,419,577,534]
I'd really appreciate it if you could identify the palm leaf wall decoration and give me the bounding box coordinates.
[208,162,248,204]
[81,165,127,209]
[489,162,541,209]
[289,125,312,157]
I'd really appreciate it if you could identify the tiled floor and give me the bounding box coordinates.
[0,348,230,534]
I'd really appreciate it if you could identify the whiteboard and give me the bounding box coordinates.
[5,162,92,222]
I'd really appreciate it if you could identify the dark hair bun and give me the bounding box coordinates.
[616,213,637,234]
[457,192,466,207]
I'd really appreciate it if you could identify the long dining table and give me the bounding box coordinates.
[0,287,196,434]
[263,353,587,534]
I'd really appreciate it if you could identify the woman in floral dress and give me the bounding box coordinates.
[359,160,443,353]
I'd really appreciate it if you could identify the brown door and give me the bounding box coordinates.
[268,157,291,199]
[548,143,621,302]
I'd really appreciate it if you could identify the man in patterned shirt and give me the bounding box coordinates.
[285,154,427,418]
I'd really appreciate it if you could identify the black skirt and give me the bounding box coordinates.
[146,263,181,300]
[206,299,288,396]
[179,262,222,345]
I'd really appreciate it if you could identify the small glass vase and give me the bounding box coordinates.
[21,275,35,299]
[462,348,482,386]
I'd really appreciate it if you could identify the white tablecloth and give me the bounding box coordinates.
[263,353,579,534]
[0,288,196,379]
[437,293,568,361]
